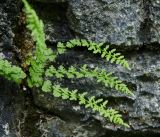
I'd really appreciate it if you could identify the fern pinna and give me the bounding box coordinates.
[0,59,26,83]
[0,0,133,128]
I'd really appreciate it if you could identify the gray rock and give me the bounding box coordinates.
[0,0,21,60]
[32,1,74,43]
[150,0,160,44]
[33,49,160,136]
[0,77,25,137]
[33,0,66,3]
[0,77,49,137]
[66,0,160,48]
[32,0,160,48]
[0,0,20,48]
[38,116,105,137]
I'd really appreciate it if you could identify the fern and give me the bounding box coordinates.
[57,39,130,70]
[0,0,133,128]
[0,59,26,83]
[42,80,129,127]
[22,0,56,87]
[45,65,133,95]
[22,0,132,127]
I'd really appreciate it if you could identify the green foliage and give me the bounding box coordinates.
[0,59,26,83]
[45,65,133,95]
[42,80,129,127]
[57,39,130,70]
[22,0,56,87]
[0,0,133,128]
[23,0,133,127]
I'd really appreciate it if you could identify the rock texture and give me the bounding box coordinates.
[35,0,66,3]
[0,0,20,49]
[150,0,160,44]
[67,0,160,48]
[33,0,160,48]
[0,0,160,137]
[33,49,160,137]
[32,0,74,43]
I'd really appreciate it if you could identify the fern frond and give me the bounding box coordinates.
[22,0,132,127]
[57,39,130,70]
[45,65,133,95]
[22,0,56,87]
[0,59,26,83]
[42,80,129,127]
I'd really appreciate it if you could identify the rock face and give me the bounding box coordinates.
[0,77,29,137]
[32,0,74,43]
[35,0,66,3]
[0,0,160,137]
[33,49,160,137]
[150,0,160,44]
[33,0,160,48]
[0,0,20,49]
[67,0,160,48]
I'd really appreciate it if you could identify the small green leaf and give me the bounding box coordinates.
[42,80,52,92]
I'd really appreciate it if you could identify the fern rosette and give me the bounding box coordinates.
[22,0,133,127]
[0,0,133,128]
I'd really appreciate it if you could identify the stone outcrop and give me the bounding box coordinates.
[0,0,160,137]
[66,0,160,48]
[34,0,160,49]
[33,49,160,137]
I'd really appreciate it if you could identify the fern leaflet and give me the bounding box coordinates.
[45,65,133,95]
[42,80,130,127]
[57,39,130,70]
[0,59,26,83]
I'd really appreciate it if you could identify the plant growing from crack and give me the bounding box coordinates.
[0,0,133,127]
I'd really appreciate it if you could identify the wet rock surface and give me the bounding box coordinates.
[0,0,160,137]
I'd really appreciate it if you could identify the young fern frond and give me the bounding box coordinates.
[0,59,26,83]
[57,39,130,70]
[22,0,56,87]
[45,65,133,95]
[42,80,129,127]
